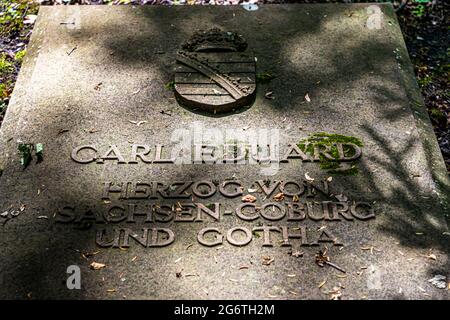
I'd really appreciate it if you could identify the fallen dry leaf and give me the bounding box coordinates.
[90,262,106,270]
[273,192,284,202]
[265,91,274,100]
[360,245,380,255]
[82,251,100,259]
[262,256,274,266]
[24,15,37,25]
[305,172,314,181]
[291,251,304,258]
[315,250,330,267]
[425,253,437,261]
[428,275,447,289]
[184,273,199,277]
[242,194,257,203]
[305,93,311,102]
[318,279,327,288]
[329,287,342,300]
[129,120,147,126]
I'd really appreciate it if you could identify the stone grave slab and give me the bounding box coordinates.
[0,4,449,299]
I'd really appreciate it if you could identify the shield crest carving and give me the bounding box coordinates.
[174,29,256,114]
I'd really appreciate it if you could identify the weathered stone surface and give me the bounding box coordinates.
[0,4,448,299]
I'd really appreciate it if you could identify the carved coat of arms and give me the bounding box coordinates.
[174,29,256,114]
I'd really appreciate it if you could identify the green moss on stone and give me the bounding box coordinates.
[165,81,175,91]
[297,132,363,176]
[256,72,275,84]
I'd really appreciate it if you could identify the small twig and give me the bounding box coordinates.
[315,249,346,273]
[160,110,172,116]
[67,46,77,56]
[324,261,346,274]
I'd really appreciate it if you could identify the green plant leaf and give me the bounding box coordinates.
[0,102,7,114]
[0,53,14,74]
[14,49,26,63]
[35,143,44,162]
[18,143,33,168]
